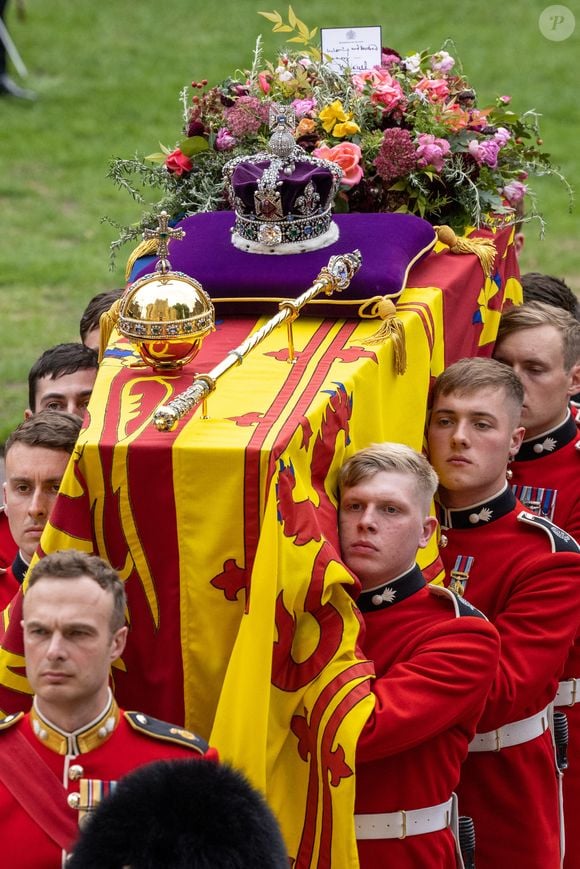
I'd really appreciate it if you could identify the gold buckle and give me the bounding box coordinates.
[398,810,407,839]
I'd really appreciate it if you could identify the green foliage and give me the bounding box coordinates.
[0,0,577,441]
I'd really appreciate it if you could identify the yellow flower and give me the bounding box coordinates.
[333,120,360,138]
[318,99,349,133]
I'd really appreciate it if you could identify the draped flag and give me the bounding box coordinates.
[0,227,520,867]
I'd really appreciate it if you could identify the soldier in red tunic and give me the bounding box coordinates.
[1,412,81,608]
[0,549,217,868]
[493,301,580,868]
[338,443,500,868]
[427,357,580,869]
[493,301,580,537]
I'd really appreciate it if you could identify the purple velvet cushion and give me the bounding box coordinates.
[134,211,436,317]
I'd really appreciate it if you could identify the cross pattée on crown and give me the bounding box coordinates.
[143,211,185,274]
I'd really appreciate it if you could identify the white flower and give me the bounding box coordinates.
[275,66,293,82]
[402,53,421,74]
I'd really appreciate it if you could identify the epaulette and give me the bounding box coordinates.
[0,712,24,731]
[124,711,209,754]
[428,584,488,620]
[517,511,580,554]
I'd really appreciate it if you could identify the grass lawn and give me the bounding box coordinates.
[0,0,578,438]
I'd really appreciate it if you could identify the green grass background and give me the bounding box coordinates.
[0,0,578,439]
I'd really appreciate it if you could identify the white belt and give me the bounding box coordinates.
[555,678,579,707]
[469,704,550,752]
[355,796,453,840]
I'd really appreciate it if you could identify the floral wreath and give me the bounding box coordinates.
[108,6,571,264]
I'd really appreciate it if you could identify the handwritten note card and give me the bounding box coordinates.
[320,26,382,73]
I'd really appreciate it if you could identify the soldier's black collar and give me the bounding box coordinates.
[357,563,426,613]
[438,484,515,530]
[12,551,29,584]
[515,410,577,461]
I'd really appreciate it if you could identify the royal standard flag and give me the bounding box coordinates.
[0,227,520,866]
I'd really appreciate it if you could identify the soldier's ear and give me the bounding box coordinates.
[418,515,438,549]
[567,362,580,396]
[111,626,128,661]
[509,425,525,457]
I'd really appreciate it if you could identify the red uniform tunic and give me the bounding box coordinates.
[0,508,17,569]
[0,694,217,868]
[0,509,18,607]
[509,410,580,868]
[438,485,580,869]
[510,410,580,539]
[0,560,21,610]
[355,564,500,869]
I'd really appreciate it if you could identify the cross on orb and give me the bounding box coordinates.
[143,211,185,274]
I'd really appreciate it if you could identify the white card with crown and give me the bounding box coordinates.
[321,26,382,73]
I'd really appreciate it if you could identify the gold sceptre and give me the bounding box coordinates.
[152,249,362,432]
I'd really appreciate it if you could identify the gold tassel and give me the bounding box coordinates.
[124,237,160,282]
[358,297,407,374]
[98,298,123,362]
[435,225,497,278]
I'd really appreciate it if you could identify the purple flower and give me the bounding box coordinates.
[431,50,455,73]
[292,97,317,118]
[187,119,206,138]
[374,128,417,183]
[494,126,511,146]
[215,127,237,151]
[502,180,528,204]
[416,133,450,172]
[468,138,500,169]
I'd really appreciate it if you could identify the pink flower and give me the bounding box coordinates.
[494,126,511,146]
[258,73,271,95]
[352,67,405,113]
[430,51,455,73]
[215,127,237,151]
[224,96,269,137]
[468,138,500,169]
[500,95,512,104]
[502,180,528,204]
[415,133,450,172]
[312,142,363,187]
[415,77,449,103]
[165,148,193,176]
[381,49,402,67]
[292,97,316,118]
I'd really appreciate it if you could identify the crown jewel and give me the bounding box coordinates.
[223,104,342,255]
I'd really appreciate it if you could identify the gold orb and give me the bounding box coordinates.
[118,271,215,370]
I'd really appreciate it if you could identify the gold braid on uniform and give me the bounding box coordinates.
[357,296,407,374]
[435,225,497,279]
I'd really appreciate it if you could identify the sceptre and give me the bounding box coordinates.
[152,249,362,432]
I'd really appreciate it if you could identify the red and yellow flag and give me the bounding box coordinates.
[0,228,520,867]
